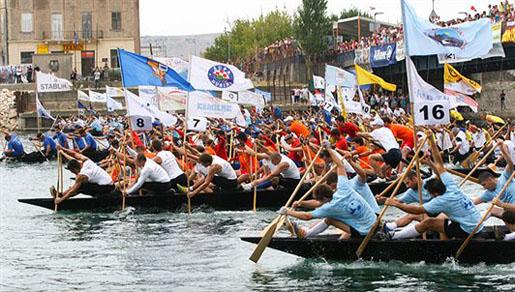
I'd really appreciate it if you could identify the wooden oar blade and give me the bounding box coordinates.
[249,216,281,263]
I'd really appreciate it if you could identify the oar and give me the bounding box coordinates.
[29,140,49,162]
[455,170,515,259]
[458,144,498,187]
[54,152,62,212]
[461,124,507,168]
[356,136,427,258]
[249,147,322,263]
[252,143,258,212]
[446,168,480,184]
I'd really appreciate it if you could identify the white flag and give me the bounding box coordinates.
[406,57,450,125]
[36,71,72,92]
[77,90,90,102]
[124,89,177,127]
[221,91,238,103]
[189,56,253,91]
[138,86,160,108]
[88,90,107,103]
[237,90,265,109]
[36,94,55,120]
[325,65,356,88]
[187,91,242,120]
[107,96,123,112]
[313,75,325,89]
[106,86,124,98]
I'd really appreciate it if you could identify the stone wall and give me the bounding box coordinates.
[0,89,19,130]
[474,70,515,117]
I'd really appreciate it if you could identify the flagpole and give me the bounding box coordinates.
[36,92,41,133]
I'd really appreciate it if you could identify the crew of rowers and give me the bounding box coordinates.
[2,108,514,241]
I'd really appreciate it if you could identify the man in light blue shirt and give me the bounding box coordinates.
[386,134,483,239]
[279,143,377,240]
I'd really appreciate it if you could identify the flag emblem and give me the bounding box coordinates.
[146,60,168,86]
[207,65,234,88]
[425,28,466,48]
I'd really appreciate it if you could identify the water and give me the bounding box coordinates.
[1,154,514,291]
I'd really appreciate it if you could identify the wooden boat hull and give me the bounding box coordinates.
[241,233,514,264]
[18,178,404,212]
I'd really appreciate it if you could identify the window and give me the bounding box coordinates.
[51,13,63,40]
[111,12,121,31]
[20,51,34,64]
[110,49,119,68]
[1,14,5,35]
[82,12,92,39]
[21,13,33,33]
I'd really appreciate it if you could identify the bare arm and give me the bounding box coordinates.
[386,198,426,214]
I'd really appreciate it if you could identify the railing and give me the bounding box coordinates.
[40,30,104,42]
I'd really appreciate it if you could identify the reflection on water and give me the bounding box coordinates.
[0,148,514,291]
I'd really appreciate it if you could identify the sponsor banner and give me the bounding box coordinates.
[354,48,370,65]
[36,71,72,92]
[370,43,397,68]
[502,21,515,43]
[187,91,242,120]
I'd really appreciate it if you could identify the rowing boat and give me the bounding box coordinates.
[18,178,405,212]
[241,226,514,264]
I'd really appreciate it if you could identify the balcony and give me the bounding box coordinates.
[40,30,104,43]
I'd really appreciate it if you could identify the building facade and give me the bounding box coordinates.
[0,0,140,76]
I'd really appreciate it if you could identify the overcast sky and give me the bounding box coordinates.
[140,0,505,36]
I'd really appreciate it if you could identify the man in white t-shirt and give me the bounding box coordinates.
[54,146,115,205]
[451,128,470,164]
[125,154,172,195]
[188,153,238,197]
[358,118,401,178]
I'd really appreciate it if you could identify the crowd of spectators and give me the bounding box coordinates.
[0,65,34,84]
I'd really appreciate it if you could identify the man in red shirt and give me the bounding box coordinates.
[284,134,304,167]
[336,116,359,139]
[330,128,348,151]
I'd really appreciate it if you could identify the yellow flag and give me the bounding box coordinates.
[444,63,481,93]
[336,86,347,119]
[355,64,396,91]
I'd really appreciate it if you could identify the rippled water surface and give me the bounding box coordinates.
[1,145,514,291]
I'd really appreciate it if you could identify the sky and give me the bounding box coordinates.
[140,0,506,36]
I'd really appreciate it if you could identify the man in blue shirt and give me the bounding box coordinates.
[37,132,57,158]
[473,140,514,225]
[279,142,377,240]
[3,131,25,158]
[386,134,483,239]
[52,126,69,149]
[79,129,97,154]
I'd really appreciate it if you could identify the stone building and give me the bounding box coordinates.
[0,0,140,76]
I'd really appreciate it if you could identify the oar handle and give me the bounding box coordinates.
[455,170,515,259]
[283,148,322,208]
[458,144,497,187]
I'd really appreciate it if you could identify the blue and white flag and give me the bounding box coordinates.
[118,49,193,91]
[124,89,178,127]
[189,56,253,92]
[325,65,356,88]
[401,0,492,59]
[36,95,55,120]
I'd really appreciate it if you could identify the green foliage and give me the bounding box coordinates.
[329,7,372,21]
[204,10,293,62]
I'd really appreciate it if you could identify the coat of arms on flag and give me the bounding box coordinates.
[208,65,234,88]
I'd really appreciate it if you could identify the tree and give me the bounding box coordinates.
[204,10,293,64]
[293,0,331,77]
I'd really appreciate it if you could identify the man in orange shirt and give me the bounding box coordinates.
[285,116,310,138]
[384,117,414,172]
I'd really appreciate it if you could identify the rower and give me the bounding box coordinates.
[279,143,377,240]
[124,153,172,196]
[2,131,25,158]
[51,126,69,149]
[78,128,98,156]
[151,140,187,191]
[491,199,515,241]
[36,132,57,158]
[383,117,414,173]
[54,146,115,204]
[450,127,471,165]
[244,152,300,190]
[385,136,483,240]
[187,153,238,197]
[473,140,514,222]
[358,118,401,179]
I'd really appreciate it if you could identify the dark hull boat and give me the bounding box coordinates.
[241,228,514,264]
[450,167,500,178]
[19,179,405,212]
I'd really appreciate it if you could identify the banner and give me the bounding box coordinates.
[370,43,397,68]
[36,94,55,120]
[88,90,107,103]
[189,56,253,91]
[254,88,272,103]
[106,86,123,98]
[187,91,242,120]
[402,0,492,59]
[325,65,356,88]
[406,57,450,125]
[221,91,238,103]
[77,90,90,102]
[238,90,265,108]
[36,71,72,92]
[355,64,396,91]
[354,48,370,65]
[187,116,208,132]
[118,49,193,90]
[156,87,187,112]
[502,21,515,43]
[124,89,178,127]
[438,22,505,63]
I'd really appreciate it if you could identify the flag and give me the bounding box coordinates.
[325,65,356,88]
[355,64,396,91]
[221,91,238,103]
[312,75,325,89]
[124,89,178,127]
[88,90,107,103]
[187,91,243,120]
[36,71,72,92]
[118,49,193,91]
[406,57,450,125]
[138,86,160,108]
[36,94,55,120]
[445,90,479,112]
[401,0,492,58]
[107,96,123,112]
[444,63,481,95]
[106,86,124,98]
[77,90,90,102]
[77,100,87,109]
[238,90,265,109]
[154,56,189,81]
[189,56,253,91]
[254,88,272,103]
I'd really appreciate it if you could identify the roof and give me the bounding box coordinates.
[332,16,396,39]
